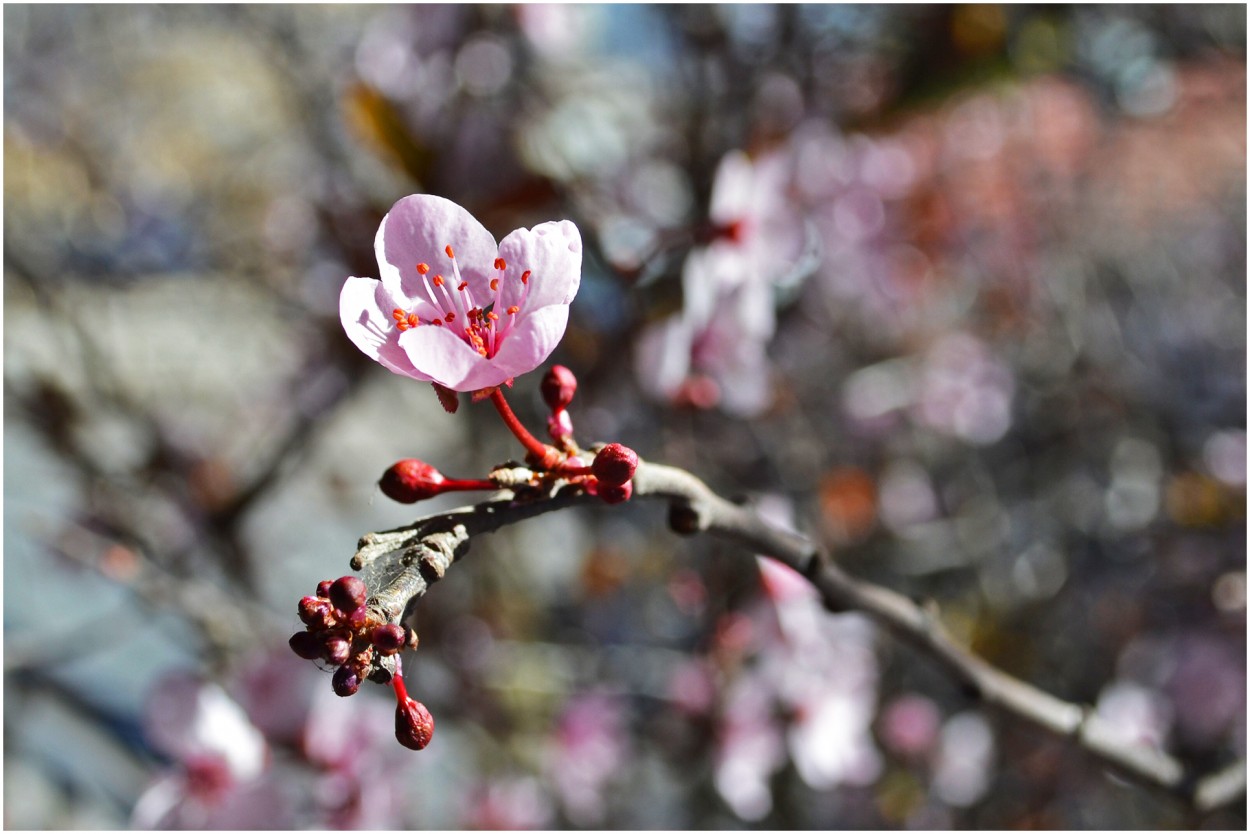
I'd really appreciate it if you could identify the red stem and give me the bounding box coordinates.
[391,658,409,703]
[441,478,499,492]
[489,388,561,468]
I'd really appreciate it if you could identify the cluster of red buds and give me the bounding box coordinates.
[293,366,640,752]
[377,366,640,508]
[287,575,433,750]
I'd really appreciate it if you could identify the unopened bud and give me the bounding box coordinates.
[395,697,435,750]
[329,576,368,613]
[289,631,322,660]
[298,596,334,628]
[344,606,368,630]
[540,365,577,411]
[598,480,634,505]
[372,623,407,656]
[547,409,574,441]
[332,666,361,697]
[322,632,352,665]
[379,459,447,504]
[316,580,333,598]
[592,443,638,487]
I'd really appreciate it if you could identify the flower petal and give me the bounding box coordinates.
[491,304,569,379]
[709,150,756,225]
[375,194,499,308]
[339,276,433,380]
[399,322,507,392]
[495,219,582,315]
[634,314,693,400]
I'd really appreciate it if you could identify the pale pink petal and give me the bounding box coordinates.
[376,194,498,306]
[339,276,434,380]
[709,150,756,225]
[131,772,188,830]
[756,556,819,604]
[144,673,266,782]
[634,314,693,401]
[680,248,726,330]
[399,323,504,391]
[495,219,582,314]
[491,304,569,379]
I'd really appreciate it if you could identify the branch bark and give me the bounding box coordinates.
[353,459,1245,814]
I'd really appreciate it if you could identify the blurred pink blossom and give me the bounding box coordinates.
[1094,681,1174,750]
[462,776,555,830]
[713,671,786,821]
[545,690,630,826]
[879,693,943,759]
[132,673,283,829]
[915,332,1015,445]
[342,194,581,391]
[932,711,995,808]
[636,147,811,416]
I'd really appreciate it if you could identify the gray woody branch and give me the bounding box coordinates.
[352,459,1245,814]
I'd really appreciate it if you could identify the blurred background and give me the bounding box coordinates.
[4,4,1245,829]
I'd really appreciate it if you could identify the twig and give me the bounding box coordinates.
[353,459,1246,814]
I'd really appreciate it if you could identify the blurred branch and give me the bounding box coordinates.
[355,459,1246,814]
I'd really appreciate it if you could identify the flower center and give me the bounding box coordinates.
[391,245,532,358]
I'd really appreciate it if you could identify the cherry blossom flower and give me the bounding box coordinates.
[635,146,813,417]
[1093,681,1173,749]
[932,711,995,807]
[131,673,283,829]
[545,690,630,826]
[341,194,582,392]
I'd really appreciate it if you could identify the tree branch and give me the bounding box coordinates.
[353,459,1245,814]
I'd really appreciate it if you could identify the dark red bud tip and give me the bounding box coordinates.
[289,631,322,660]
[592,443,638,487]
[396,697,435,750]
[379,459,447,504]
[598,480,633,505]
[316,580,333,598]
[329,576,368,613]
[332,666,361,697]
[372,623,407,656]
[540,365,578,411]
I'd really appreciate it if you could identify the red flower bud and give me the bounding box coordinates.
[592,443,638,487]
[298,596,334,628]
[329,576,368,613]
[289,631,322,660]
[540,365,577,411]
[315,579,333,598]
[395,697,435,750]
[379,459,447,504]
[547,409,574,441]
[598,480,633,504]
[321,631,352,665]
[332,665,361,697]
[372,623,407,656]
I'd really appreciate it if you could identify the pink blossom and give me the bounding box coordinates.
[545,690,629,826]
[341,194,582,392]
[132,673,284,829]
[635,147,812,417]
[713,671,786,821]
[879,693,942,758]
[1093,681,1173,749]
